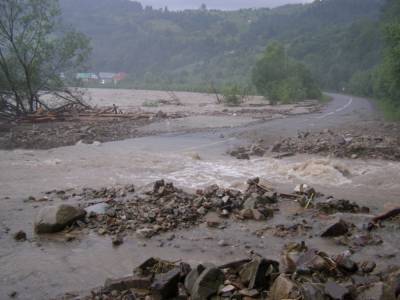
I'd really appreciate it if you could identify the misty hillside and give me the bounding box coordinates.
[60,0,384,91]
[139,0,312,10]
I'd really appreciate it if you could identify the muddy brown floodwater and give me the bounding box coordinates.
[0,91,399,299]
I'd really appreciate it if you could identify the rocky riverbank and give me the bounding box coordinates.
[230,122,400,161]
[10,178,400,299]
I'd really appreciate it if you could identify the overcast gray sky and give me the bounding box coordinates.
[140,0,313,10]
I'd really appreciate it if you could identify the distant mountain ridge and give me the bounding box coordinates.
[60,0,384,91]
[139,0,312,10]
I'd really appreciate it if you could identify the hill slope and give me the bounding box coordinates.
[60,0,384,91]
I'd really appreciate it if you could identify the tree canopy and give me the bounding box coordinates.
[252,42,321,104]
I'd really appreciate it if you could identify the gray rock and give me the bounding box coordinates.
[34,204,86,233]
[112,235,124,246]
[239,257,279,289]
[191,267,224,300]
[239,288,259,297]
[104,275,152,292]
[13,230,27,241]
[336,256,358,273]
[151,268,180,300]
[243,197,257,209]
[270,274,300,300]
[360,261,376,274]
[324,281,350,300]
[356,282,392,300]
[85,202,109,215]
[218,239,229,247]
[301,283,326,300]
[136,228,155,238]
[321,218,349,237]
[184,264,212,293]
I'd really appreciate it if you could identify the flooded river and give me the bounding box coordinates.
[0,93,399,299]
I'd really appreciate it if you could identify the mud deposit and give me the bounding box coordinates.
[0,88,319,150]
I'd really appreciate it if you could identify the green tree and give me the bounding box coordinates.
[372,0,400,119]
[0,0,90,117]
[252,42,321,104]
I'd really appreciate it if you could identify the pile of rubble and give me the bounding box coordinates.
[229,123,400,161]
[21,178,400,299]
[33,178,280,240]
[57,243,400,300]
[271,129,400,161]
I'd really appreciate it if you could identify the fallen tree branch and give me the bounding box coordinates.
[372,207,400,223]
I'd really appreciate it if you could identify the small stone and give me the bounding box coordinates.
[218,240,229,247]
[301,283,325,300]
[321,218,349,237]
[206,214,222,228]
[220,209,230,217]
[361,261,376,274]
[98,228,107,235]
[197,207,206,215]
[166,234,175,241]
[270,274,300,300]
[106,207,116,217]
[13,230,27,241]
[356,282,390,300]
[240,208,254,220]
[243,197,257,209]
[252,209,266,221]
[112,235,124,246]
[136,228,155,238]
[220,284,236,294]
[65,234,76,242]
[336,256,358,273]
[324,280,350,300]
[8,291,17,298]
[239,288,259,297]
[105,275,152,291]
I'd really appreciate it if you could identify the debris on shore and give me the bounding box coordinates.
[56,244,400,300]
[34,178,281,238]
[27,178,400,299]
[229,123,400,161]
[271,127,400,161]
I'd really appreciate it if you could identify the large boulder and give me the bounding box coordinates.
[190,267,224,300]
[34,204,86,233]
[151,268,181,300]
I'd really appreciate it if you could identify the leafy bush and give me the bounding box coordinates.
[222,85,242,106]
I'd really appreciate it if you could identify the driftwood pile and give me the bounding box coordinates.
[17,104,182,123]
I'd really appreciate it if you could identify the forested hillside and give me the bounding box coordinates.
[60,0,384,92]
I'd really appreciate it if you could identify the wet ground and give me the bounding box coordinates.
[0,92,399,299]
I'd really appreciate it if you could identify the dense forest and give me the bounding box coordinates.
[60,0,384,90]
[60,0,400,116]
